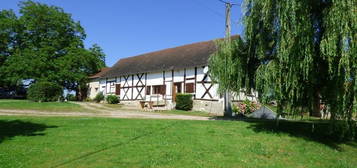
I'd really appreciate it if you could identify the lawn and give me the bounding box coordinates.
[0,116,356,168]
[0,99,83,112]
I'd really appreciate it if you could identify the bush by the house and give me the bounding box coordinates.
[66,94,77,101]
[85,97,92,102]
[175,93,193,111]
[232,104,239,114]
[27,81,63,102]
[236,100,260,114]
[106,95,119,104]
[94,92,105,103]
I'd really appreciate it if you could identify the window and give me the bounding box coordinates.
[153,85,166,95]
[185,83,194,93]
[174,83,182,93]
[146,86,151,95]
[107,81,116,93]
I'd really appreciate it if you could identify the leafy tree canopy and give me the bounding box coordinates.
[0,1,106,99]
[210,0,356,140]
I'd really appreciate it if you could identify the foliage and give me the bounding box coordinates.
[175,93,193,111]
[233,100,260,115]
[232,104,239,114]
[209,37,253,94]
[210,0,356,140]
[106,95,119,104]
[93,92,105,103]
[66,94,77,101]
[0,1,106,100]
[27,81,63,102]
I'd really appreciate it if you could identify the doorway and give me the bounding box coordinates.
[172,82,182,102]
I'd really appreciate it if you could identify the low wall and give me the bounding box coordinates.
[192,100,224,116]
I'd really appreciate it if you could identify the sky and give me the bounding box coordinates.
[1,0,244,67]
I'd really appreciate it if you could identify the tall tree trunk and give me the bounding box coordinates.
[310,89,321,117]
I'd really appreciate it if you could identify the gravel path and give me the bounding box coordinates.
[0,102,211,121]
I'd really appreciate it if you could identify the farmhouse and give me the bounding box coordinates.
[88,36,256,114]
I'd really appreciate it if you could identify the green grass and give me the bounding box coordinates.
[0,99,83,112]
[0,116,356,168]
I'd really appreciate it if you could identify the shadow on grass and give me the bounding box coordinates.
[211,116,357,150]
[0,120,57,143]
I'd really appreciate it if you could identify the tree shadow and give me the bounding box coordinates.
[0,120,58,143]
[210,116,357,150]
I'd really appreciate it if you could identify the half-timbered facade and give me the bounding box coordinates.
[88,36,256,113]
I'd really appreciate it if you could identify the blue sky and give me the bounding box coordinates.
[1,0,244,67]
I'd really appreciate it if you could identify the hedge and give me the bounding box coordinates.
[27,81,63,102]
[175,93,193,111]
[66,94,77,101]
[106,95,119,104]
[94,92,105,103]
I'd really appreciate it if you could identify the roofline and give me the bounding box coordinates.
[103,35,240,78]
[112,35,239,67]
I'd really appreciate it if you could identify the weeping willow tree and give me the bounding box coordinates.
[209,0,356,140]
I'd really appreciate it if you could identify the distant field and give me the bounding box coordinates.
[0,116,356,168]
[0,99,83,112]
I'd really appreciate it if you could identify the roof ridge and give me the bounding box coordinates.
[103,35,240,78]
[112,35,240,65]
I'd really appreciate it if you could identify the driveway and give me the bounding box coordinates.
[0,102,211,121]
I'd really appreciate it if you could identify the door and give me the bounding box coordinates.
[115,84,121,95]
[172,82,182,102]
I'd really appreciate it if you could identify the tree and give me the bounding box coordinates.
[0,1,106,100]
[210,0,356,140]
[209,37,252,94]
[56,44,105,100]
[0,10,21,88]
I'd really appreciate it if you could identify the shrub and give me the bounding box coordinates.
[175,93,193,111]
[232,104,239,114]
[85,97,92,102]
[237,100,260,114]
[94,92,105,103]
[66,94,77,101]
[106,95,119,104]
[27,81,63,102]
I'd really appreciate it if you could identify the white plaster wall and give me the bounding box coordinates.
[99,79,106,94]
[147,72,164,85]
[119,75,133,100]
[88,79,100,99]
[196,67,205,81]
[173,69,184,82]
[164,71,173,100]
[195,66,220,100]
[105,78,116,94]
[185,68,195,79]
